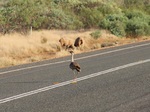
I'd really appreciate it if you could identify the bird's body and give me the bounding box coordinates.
[69,51,81,82]
[69,62,81,72]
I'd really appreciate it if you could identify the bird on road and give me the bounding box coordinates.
[69,50,81,83]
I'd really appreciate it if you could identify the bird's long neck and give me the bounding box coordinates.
[71,53,74,62]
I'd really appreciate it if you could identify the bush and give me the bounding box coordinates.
[0,6,17,34]
[0,0,84,33]
[109,21,126,37]
[78,7,103,28]
[125,10,148,20]
[126,19,150,37]
[100,14,127,37]
[0,0,150,37]
[0,0,48,33]
[125,10,150,37]
[90,30,101,39]
[97,2,122,16]
[100,10,150,37]
[46,8,82,30]
[123,0,145,9]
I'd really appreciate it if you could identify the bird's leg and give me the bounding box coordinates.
[75,70,78,79]
[72,70,77,83]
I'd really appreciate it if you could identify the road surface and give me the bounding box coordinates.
[0,41,150,112]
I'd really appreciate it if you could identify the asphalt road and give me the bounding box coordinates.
[0,41,150,112]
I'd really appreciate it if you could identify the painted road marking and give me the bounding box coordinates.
[0,42,150,75]
[0,59,150,104]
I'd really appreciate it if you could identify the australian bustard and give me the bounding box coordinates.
[69,51,81,82]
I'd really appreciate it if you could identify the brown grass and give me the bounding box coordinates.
[0,29,149,68]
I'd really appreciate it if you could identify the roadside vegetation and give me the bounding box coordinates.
[0,0,150,68]
[0,0,150,37]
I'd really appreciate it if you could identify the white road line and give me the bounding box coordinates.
[0,59,150,104]
[0,42,150,75]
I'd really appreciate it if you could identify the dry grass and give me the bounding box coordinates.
[0,29,149,68]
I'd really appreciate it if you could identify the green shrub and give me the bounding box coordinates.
[100,14,127,37]
[90,30,101,39]
[100,10,150,37]
[126,19,150,37]
[125,10,148,20]
[125,10,150,37]
[0,0,84,33]
[145,5,150,14]
[0,0,49,33]
[123,0,145,9]
[97,2,122,16]
[78,7,103,28]
[46,8,82,29]
[68,0,104,28]
[0,0,150,35]
[109,21,126,37]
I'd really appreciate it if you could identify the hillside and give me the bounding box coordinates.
[0,0,150,37]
